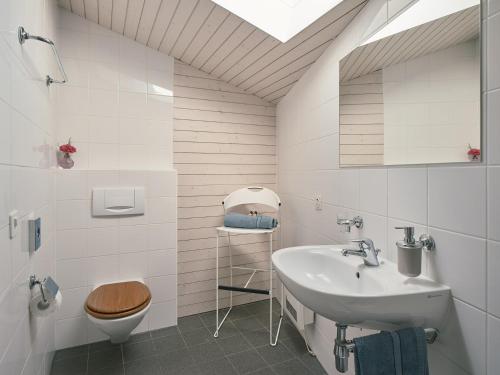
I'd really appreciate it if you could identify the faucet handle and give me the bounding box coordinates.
[351,238,374,250]
[395,226,415,244]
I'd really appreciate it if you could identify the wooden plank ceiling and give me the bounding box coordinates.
[57,0,367,103]
[340,5,480,82]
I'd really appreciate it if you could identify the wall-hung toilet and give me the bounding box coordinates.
[85,280,151,344]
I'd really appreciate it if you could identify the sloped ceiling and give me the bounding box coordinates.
[57,0,367,103]
[340,5,480,82]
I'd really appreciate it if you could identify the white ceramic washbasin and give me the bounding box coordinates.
[272,245,451,331]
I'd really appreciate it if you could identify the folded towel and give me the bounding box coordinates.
[354,327,429,375]
[224,213,278,229]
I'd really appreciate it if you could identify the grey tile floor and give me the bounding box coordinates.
[51,299,326,375]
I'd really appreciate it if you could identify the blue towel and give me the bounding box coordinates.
[224,213,278,229]
[354,327,429,375]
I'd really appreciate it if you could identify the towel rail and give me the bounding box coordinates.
[18,26,68,86]
[333,324,438,373]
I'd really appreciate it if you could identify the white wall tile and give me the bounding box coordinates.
[57,258,88,290]
[147,249,176,277]
[87,226,119,256]
[487,13,500,90]
[428,228,486,309]
[486,90,500,165]
[148,301,177,330]
[56,200,89,230]
[147,276,176,303]
[359,168,387,216]
[56,170,88,200]
[148,223,177,250]
[86,255,120,286]
[487,240,500,317]
[119,252,148,279]
[428,166,486,237]
[487,314,500,374]
[55,316,88,350]
[118,225,149,253]
[435,298,486,375]
[148,197,176,223]
[490,0,500,15]
[388,167,427,224]
[56,229,87,260]
[488,166,500,240]
[56,286,88,319]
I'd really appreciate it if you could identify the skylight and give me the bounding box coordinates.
[211,0,345,43]
[363,0,480,45]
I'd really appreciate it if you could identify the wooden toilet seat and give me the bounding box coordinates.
[85,281,151,319]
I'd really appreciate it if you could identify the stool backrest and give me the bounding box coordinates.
[222,187,281,212]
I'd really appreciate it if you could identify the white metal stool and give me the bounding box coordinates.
[213,187,284,346]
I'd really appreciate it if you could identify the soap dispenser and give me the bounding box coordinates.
[395,227,435,277]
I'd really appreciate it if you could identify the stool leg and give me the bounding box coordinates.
[269,232,283,346]
[214,233,220,337]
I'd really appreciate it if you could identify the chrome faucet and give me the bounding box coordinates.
[341,238,380,266]
[336,215,363,233]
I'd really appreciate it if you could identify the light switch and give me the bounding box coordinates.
[9,210,19,239]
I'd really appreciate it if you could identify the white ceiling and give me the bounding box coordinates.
[340,5,480,82]
[57,0,366,103]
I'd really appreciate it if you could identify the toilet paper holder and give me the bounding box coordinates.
[29,275,59,307]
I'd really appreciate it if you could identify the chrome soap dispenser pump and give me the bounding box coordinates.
[395,226,435,277]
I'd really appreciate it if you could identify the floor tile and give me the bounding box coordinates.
[158,348,196,373]
[217,334,252,355]
[124,356,162,375]
[53,345,89,362]
[248,367,277,375]
[178,315,205,333]
[189,341,226,364]
[197,357,237,375]
[51,355,88,375]
[298,353,327,375]
[227,305,254,321]
[122,340,155,363]
[152,331,186,353]
[181,326,215,347]
[150,325,179,339]
[257,344,294,366]
[126,331,152,344]
[88,347,123,372]
[242,328,272,348]
[227,349,268,374]
[88,365,124,375]
[89,340,122,353]
[233,316,266,332]
[272,358,312,375]
[282,336,308,357]
[209,320,240,338]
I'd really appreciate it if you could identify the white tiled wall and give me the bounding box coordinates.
[53,9,177,350]
[277,0,499,374]
[54,170,177,349]
[0,1,58,375]
[55,9,174,171]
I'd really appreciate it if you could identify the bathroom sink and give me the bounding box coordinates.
[272,245,450,331]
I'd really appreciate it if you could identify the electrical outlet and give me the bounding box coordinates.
[314,194,322,210]
[9,210,19,239]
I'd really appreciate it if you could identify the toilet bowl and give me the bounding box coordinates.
[85,280,151,344]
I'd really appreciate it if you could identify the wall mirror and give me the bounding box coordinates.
[339,0,481,167]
